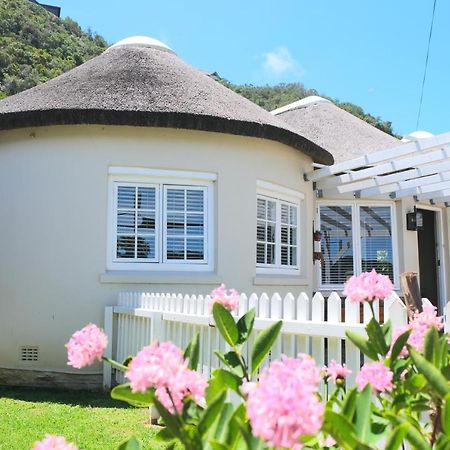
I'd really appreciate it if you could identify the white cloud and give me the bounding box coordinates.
[262,47,304,78]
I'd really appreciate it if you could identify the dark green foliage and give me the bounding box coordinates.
[222,80,398,137]
[0,0,107,97]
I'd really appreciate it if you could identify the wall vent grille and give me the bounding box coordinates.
[20,347,39,362]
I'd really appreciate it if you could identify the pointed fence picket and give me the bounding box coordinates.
[104,290,409,390]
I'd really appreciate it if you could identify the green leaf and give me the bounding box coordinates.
[152,395,184,442]
[215,350,244,377]
[424,326,439,364]
[110,383,154,407]
[237,308,256,344]
[213,302,239,346]
[342,387,357,420]
[366,318,389,356]
[210,441,229,450]
[389,329,411,364]
[356,384,372,441]
[122,355,133,367]
[323,410,370,450]
[184,333,200,370]
[346,330,379,360]
[198,390,227,436]
[212,368,242,395]
[154,427,175,443]
[117,437,141,450]
[403,421,430,450]
[382,319,392,344]
[409,347,450,397]
[251,320,282,376]
[442,393,450,435]
[384,424,409,450]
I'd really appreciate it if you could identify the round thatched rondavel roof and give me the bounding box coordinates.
[0,36,333,165]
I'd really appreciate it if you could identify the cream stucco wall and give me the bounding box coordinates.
[0,125,315,383]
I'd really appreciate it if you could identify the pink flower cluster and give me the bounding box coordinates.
[323,360,352,382]
[356,361,394,393]
[126,341,206,414]
[391,301,443,357]
[344,269,393,303]
[210,284,240,312]
[66,324,108,369]
[32,435,77,450]
[244,354,324,450]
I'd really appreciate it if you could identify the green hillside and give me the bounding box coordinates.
[0,0,396,136]
[0,0,107,99]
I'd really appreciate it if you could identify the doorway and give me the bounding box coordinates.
[417,209,439,308]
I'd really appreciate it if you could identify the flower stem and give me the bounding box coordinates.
[102,356,127,372]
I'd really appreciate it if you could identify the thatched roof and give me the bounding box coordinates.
[0,37,333,165]
[272,96,399,163]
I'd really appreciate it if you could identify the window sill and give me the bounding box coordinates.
[253,275,309,286]
[99,271,222,285]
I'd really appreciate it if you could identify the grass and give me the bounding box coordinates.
[0,386,169,449]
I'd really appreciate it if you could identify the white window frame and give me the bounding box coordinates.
[317,200,399,290]
[107,167,215,272]
[256,180,303,275]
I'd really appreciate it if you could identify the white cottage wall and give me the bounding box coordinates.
[0,125,315,387]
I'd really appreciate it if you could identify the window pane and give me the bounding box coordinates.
[256,243,265,264]
[320,205,353,285]
[137,212,155,232]
[257,221,265,241]
[360,206,393,281]
[267,200,276,221]
[187,190,204,212]
[137,187,155,210]
[166,237,185,259]
[117,186,135,209]
[167,213,185,235]
[186,238,204,260]
[281,246,288,265]
[117,211,135,233]
[290,228,297,245]
[281,226,288,244]
[257,198,266,219]
[290,206,297,225]
[117,236,135,258]
[266,223,276,243]
[186,214,204,235]
[137,236,155,259]
[166,189,185,211]
[266,244,275,264]
[281,204,289,224]
[290,246,297,266]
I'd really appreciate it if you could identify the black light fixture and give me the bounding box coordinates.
[406,207,423,231]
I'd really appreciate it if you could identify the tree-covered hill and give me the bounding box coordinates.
[0,0,396,136]
[0,0,107,99]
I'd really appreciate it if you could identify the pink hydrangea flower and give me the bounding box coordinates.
[66,324,108,369]
[244,354,324,450]
[32,435,77,450]
[126,341,206,413]
[391,301,443,357]
[344,269,393,303]
[356,361,394,393]
[210,283,240,312]
[323,360,352,382]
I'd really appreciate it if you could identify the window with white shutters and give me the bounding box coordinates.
[111,177,211,270]
[319,203,396,287]
[256,195,299,271]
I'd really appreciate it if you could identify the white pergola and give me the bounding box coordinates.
[305,131,450,206]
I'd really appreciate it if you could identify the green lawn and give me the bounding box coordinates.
[0,386,168,449]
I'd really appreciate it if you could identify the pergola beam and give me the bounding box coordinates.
[305,132,450,182]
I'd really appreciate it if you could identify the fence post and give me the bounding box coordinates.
[385,293,408,329]
[150,312,164,343]
[103,306,114,391]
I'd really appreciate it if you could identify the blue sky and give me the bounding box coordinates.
[54,0,449,137]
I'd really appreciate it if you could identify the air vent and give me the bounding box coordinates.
[20,347,39,362]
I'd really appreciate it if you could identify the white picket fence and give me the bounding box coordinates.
[103,291,412,390]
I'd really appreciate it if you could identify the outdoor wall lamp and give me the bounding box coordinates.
[406,207,423,231]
